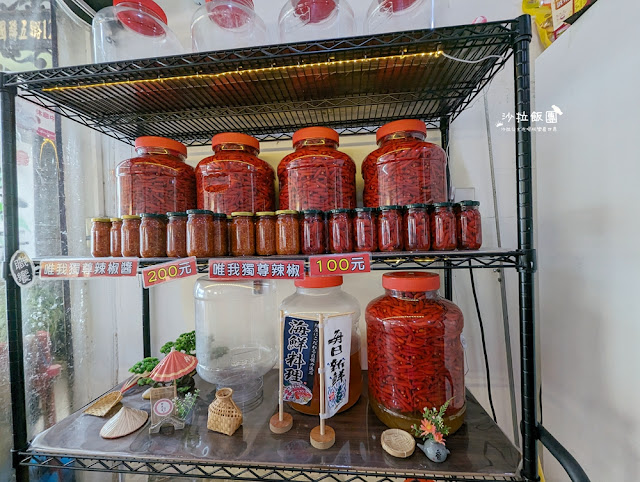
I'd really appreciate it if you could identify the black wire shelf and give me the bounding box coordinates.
[5,18,520,145]
[32,249,524,277]
[21,373,521,481]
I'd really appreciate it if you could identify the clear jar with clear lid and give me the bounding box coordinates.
[195,278,277,411]
[117,136,196,217]
[278,0,356,43]
[366,272,465,433]
[280,275,362,415]
[92,0,183,62]
[191,0,268,52]
[365,0,435,35]
[362,119,447,207]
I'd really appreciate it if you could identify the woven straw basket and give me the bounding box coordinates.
[207,388,243,436]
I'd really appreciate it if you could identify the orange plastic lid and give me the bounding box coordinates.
[295,275,343,289]
[376,119,427,142]
[211,132,260,151]
[114,0,167,25]
[135,136,187,157]
[382,272,440,292]
[292,127,339,146]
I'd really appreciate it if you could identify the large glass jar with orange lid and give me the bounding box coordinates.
[196,133,275,214]
[280,275,362,415]
[362,120,447,207]
[278,127,356,211]
[116,136,196,216]
[366,272,465,433]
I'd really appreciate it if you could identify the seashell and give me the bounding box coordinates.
[100,406,149,439]
[84,392,123,417]
[142,388,152,400]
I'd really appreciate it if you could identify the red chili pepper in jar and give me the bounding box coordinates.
[166,212,188,258]
[430,202,457,251]
[255,211,276,256]
[328,209,354,254]
[378,205,403,252]
[230,212,255,256]
[275,210,300,255]
[121,215,141,257]
[278,127,356,211]
[116,137,196,217]
[366,272,466,433]
[403,203,430,252]
[196,133,275,214]
[457,200,482,250]
[354,207,378,252]
[300,210,325,255]
[140,213,167,258]
[362,120,447,207]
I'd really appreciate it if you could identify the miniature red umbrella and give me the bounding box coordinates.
[149,348,198,383]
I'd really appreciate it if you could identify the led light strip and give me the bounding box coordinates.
[42,51,444,92]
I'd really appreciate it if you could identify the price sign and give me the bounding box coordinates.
[308,253,371,277]
[40,258,138,279]
[209,259,304,280]
[142,257,197,288]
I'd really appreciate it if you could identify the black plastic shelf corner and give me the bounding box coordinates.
[4,18,519,146]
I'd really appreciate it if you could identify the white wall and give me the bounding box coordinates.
[535,1,640,481]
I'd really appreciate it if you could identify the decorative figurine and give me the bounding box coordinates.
[148,348,199,433]
[411,399,452,463]
[208,388,243,436]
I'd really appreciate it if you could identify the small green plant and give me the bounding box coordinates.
[129,357,159,387]
[411,398,452,446]
[161,331,196,356]
[173,389,200,420]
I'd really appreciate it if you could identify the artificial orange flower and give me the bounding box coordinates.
[433,432,445,444]
[420,419,436,436]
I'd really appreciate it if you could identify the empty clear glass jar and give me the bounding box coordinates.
[191,0,268,52]
[92,0,183,62]
[194,278,278,411]
[278,0,356,43]
[365,0,435,34]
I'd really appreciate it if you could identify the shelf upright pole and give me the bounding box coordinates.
[513,15,538,482]
[142,287,151,358]
[1,72,29,481]
[440,116,453,301]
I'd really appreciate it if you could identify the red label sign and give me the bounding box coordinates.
[308,253,371,277]
[40,258,139,279]
[142,257,198,288]
[208,259,304,280]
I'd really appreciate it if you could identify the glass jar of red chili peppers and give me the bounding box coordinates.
[278,127,357,211]
[378,205,403,252]
[280,275,362,415]
[121,215,141,257]
[404,203,430,252]
[328,209,354,254]
[166,212,188,258]
[366,272,465,433]
[300,210,325,255]
[140,213,167,258]
[91,218,111,257]
[231,212,255,256]
[430,202,457,251]
[116,136,196,216]
[275,210,300,255]
[362,119,447,207]
[255,211,276,256]
[457,200,482,250]
[196,133,276,214]
[110,218,122,257]
[354,207,378,252]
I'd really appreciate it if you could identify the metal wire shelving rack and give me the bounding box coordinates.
[0,14,589,482]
